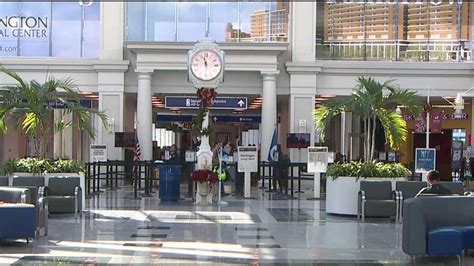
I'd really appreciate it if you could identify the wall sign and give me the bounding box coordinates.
[90,144,107,162]
[415,148,436,173]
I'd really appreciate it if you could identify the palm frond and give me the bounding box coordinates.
[314,100,346,141]
[376,109,408,150]
[0,67,27,89]
[384,89,421,115]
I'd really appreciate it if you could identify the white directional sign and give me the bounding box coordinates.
[308,147,328,173]
[238,146,258,173]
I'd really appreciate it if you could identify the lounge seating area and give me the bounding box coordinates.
[358,180,466,222]
[402,196,474,260]
[0,176,82,243]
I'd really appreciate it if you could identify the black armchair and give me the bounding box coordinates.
[395,181,427,221]
[47,177,82,217]
[0,176,8,186]
[358,181,398,222]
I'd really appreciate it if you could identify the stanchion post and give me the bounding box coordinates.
[92,162,97,194]
[259,162,266,189]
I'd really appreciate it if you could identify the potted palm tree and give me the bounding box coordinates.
[315,76,421,215]
[0,67,108,208]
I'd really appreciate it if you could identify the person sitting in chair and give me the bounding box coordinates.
[415,170,452,197]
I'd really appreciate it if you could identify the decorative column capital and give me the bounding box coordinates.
[136,70,153,80]
[261,71,279,81]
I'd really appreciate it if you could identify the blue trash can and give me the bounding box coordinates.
[158,165,181,201]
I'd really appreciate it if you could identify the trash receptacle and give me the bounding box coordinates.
[158,165,181,201]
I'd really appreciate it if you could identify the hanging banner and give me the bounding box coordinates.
[415,114,426,134]
[452,141,463,171]
[430,111,442,134]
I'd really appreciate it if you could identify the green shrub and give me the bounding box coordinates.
[325,161,411,180]
[1,157,85,176]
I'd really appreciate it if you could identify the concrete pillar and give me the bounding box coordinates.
[260,71,278,162]
[287,2,318,163]
[100,2,124,60]
[53,109,63,158]
[137,72,153,161]
[290,2,317,62]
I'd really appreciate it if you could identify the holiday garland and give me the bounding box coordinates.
[192,88,217,136]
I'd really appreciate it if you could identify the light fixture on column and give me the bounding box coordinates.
[453,93,464,118]
[395,106,402,116]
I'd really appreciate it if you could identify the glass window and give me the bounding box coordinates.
[126,2,146,41]
[0,2,20,56]
[83,3,100,58]
[316,1,472,62]
[177,2,207,42]
[0,1,99,58]
[17,2,50,56]
[126,1,289,43]
[147,2,176,41]
[51,2,82,57]
[209,2,238,42]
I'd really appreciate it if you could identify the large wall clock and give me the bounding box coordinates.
[188,38,225,88]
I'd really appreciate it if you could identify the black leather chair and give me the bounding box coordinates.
[395,181,427,221]
[439,181,464,195]
[47,177,82,217]
[0,176,8,186]
[358,181,398,222]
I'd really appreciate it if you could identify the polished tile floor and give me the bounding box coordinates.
[1,181,472,265]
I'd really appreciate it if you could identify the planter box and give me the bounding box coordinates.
[325,176,406,216]
[11,172,85,211]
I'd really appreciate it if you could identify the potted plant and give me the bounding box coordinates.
[315,76,421,215]
[192,169,219,199]
[0,67,107,209]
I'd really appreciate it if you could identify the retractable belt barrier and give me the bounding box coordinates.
[258,162,313,198]
[85,160,156,199]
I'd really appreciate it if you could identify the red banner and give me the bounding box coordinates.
[430,111,442,134]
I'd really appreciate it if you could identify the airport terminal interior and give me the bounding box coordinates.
[1,0,474,265]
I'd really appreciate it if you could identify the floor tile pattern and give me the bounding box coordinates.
[0,182,473,265]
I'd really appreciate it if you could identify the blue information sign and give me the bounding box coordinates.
[156,114,261,123]
[415,148,436,173]
[48,100,92,109]
[165,96,247,110]
[212,115,261,123]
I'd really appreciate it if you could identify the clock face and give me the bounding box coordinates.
[191,50,222,81]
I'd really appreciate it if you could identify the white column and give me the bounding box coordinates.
[260,71,278,162]
[53,109,63,159]
[100,2,124,60]
[137,72,153,160]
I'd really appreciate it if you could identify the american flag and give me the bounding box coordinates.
[134,135,141,161]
